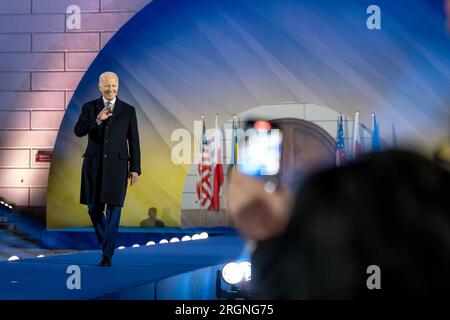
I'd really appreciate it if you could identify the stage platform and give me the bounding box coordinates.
[42,226,237,250]
[0,234,247,300]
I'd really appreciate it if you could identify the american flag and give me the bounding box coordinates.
[336,113,346,166]
[196,116,213,209]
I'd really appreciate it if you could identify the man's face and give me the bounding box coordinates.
[99,75,119,100]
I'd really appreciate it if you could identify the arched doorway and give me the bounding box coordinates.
[273,118,336,189]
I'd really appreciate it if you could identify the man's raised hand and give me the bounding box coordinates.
[97,106,113,121]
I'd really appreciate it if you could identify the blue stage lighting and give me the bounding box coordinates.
[239,261,252,282]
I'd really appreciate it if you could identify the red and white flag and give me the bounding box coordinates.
[211,114,224,212]
[196,116,213,209]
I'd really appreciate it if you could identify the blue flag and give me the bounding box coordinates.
[372,113,380,152]
[336,114,346,166]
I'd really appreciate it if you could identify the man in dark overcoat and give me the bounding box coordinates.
[74,71,141,266]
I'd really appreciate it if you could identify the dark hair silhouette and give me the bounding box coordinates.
[252,150,450,299]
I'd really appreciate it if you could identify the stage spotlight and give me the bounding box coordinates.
[216,261,253,299]
[8,256,21,261]
[181,235,191,241]
[132,244,140,248]
[8,205,12,209]
[192,234,201,240]
[145,241,156,246]
[170,237,180,243]
[118,246,126,250]
[37,255,45,258]
[199,232,209,239]
[159,239,168,244]
[221,262,243,285]
[239,261,252,281]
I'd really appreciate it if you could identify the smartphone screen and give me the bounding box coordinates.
[238,120,282,178]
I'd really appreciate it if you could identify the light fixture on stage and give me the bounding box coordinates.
[8,256,21,261]
[239,261,252,282]
[37,255,45,258]
[222,262,243,285]
[181,235,191,241]
[159,239,168,244]
[192,234,201,240]
[132,244,140,248]
[118,246,126,250]
[0,200,12,210]
[170,237,180,243]
[145,241,156,246]
[216,261,253,299]
[199,232,209,239]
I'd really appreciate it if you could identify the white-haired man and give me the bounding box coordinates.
[74,71,141,266]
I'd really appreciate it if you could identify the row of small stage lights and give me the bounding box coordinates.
[118,232,209,249]
[0,200,13,210]
[6,232,210,261]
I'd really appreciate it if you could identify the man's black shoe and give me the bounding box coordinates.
[100,258,112,267]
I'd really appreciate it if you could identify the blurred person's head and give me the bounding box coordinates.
[252,150,450,299]
[148,207,157,218]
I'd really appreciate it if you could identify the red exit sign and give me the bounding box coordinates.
[36,150,52,163]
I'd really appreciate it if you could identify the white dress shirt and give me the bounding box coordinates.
[102,96,117,112]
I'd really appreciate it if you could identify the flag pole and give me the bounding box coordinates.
[215,113,220,226]
[200,114,206,227]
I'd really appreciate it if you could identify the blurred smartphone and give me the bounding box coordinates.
[237,119,282,180]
